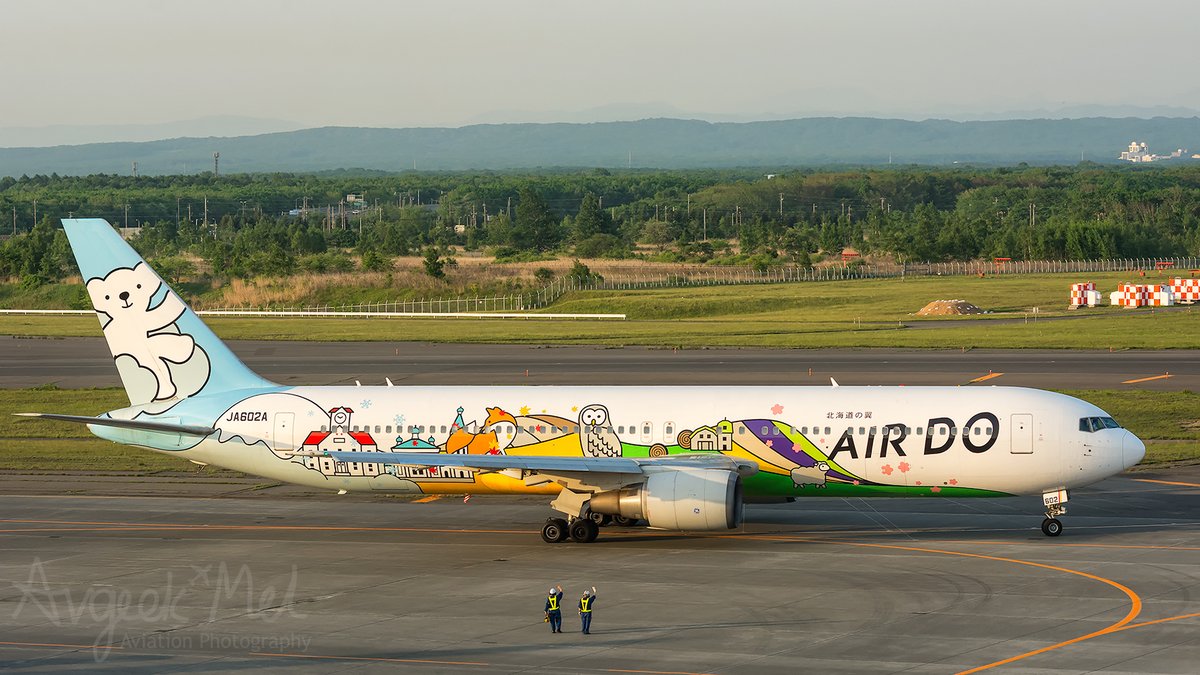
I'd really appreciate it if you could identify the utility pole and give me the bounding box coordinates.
[132,161,138,177]
[702,208,707,241]
[12,206,16,236]
[203,196,208,228]
[687,193,691,216]
[506,197,512,218]
[779,193,784,217]
[124,203,129,229]
[176,196,180,226]
[213,152,220,177]
[32,198,36,227]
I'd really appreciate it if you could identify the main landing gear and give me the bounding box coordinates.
[541,517,598,543]
[541,488,642,544]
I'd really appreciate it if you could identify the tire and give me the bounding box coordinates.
[541,518,569,543]
[588,512,612,527]
[611,515,637,527]
[570,518,599,543]
[1041,518,1063,537]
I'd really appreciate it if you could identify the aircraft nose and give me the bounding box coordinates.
[1123,431,1146,469]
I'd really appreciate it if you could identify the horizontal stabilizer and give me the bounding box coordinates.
[15,413,216,437]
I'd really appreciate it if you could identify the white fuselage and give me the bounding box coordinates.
[126,384,1143,499]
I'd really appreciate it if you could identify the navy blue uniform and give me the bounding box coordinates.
[545,590,563,633]
[578,594,596,634]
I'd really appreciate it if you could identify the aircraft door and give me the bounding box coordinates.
[1010,414,1033,454]
[273,413,295,452]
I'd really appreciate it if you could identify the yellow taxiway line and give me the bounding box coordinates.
[1122,373,1172,384]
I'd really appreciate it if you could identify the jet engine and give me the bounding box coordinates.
[589,468,743,530]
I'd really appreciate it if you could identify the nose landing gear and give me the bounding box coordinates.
[1040,517,1063,537]
[1040,489,1068,537]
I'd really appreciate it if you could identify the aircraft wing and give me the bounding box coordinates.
[318,450,756,478]
[322,451,644,475]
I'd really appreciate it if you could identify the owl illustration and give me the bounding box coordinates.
[579,404,621,458]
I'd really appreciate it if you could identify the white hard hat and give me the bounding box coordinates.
[549,587,556,593]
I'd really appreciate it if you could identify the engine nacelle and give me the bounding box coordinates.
[589,468,743,531]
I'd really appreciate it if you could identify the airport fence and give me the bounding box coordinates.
[240,255,1199,314]
[12,256,1196,317]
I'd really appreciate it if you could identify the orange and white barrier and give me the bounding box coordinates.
[1172,278,1199,303]
[1111,283,1173,307]
[1146,284,1173,307]
[1112,283,1148,307]
[1069,282,1099,307]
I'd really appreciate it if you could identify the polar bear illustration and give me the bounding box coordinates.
[87,263,197,401]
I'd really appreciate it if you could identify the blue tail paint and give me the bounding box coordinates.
[62,218,273,405]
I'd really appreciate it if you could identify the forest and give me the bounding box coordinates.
[2,165,1199,287]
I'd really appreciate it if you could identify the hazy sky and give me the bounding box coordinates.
[4,0,1199,131]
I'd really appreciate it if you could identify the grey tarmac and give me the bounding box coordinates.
[0,466,1198,673]
[2,336,1197,390]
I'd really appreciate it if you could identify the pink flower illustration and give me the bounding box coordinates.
[898,462,910,473]
[930,486,942,493]
[881,464,894,476]
[949,478,958,486]
[792,440,805,452]
[765,440,774,448]
[852,479,861,486]
[771,404,784,415]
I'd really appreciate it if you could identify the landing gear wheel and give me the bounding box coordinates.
[541,518,569,543]
[1041,518,1063,537]
[569,518,600,543]
[588,512,612,527]
[611,515,637,527]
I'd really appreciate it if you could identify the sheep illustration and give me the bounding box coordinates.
[790,461,830,488]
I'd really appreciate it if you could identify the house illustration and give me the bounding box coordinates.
[691,419,733,451]
[301,406,383,476]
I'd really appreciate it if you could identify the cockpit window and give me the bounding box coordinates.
[1080,416,1122,433]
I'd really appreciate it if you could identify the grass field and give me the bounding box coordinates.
[1,387,1195,472]
[3,271,1196,348]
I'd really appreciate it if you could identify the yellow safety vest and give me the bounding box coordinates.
[547,595,559,611]
[580,596,593,613]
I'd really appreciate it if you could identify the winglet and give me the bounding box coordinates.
[830,377,840,387]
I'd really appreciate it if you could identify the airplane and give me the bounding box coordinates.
[19,218,1145,544]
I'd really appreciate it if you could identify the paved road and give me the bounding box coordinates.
[0,467,1197,673]
[2,336,1196,390]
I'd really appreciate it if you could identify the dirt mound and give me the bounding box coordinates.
[916,299,985,316]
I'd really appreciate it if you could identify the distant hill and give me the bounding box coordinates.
[1,117,1199,176]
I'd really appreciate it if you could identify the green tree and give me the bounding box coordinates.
[512,187,560,251]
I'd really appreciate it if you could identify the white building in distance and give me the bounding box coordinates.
[1120,141,1186,163]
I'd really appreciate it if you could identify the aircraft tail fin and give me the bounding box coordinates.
[62,218,274,406]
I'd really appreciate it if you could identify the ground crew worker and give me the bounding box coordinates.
[578,586,597,634]
[545,584,563,633]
